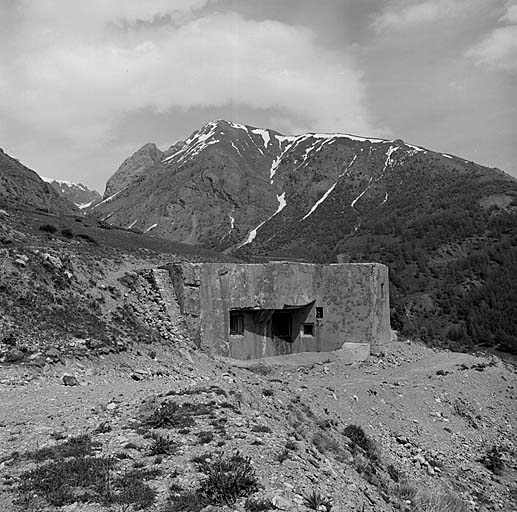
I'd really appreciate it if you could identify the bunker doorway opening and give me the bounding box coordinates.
[272,310,293,342]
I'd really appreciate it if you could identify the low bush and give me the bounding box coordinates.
[480,446,505,475]
[149,433,178,456]
[77,233,98,245]
[60,228,74,238]
[24,434,98,462]
[252,424,272,434]
[343,424,378,461]
[411,486,468,512]
[198,452,259,505]
[39,223,57,233]
[303,490,333,511]
[196,430,215,445]
[168,452,259,511]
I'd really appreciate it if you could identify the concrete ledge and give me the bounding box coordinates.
[219,342,370,369]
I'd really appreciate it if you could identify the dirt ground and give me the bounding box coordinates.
[0,340,516,512]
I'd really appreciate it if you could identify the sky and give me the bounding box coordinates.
[0,0,515,192]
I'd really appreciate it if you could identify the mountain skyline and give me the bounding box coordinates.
[0,0,515,190]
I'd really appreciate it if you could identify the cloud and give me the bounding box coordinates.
[370,0,495,32]
[466,3,517,72]
[500,4,517,23]
[371,1,444,31]
[0,1,378,147]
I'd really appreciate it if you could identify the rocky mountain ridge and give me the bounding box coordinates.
[0,148,77,215]
[41,177,101,209]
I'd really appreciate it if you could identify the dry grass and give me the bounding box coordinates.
[411,486,468,512]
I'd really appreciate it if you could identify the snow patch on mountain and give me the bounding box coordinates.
[144,223,158,233]
[92,187,126,209]
[77,201,95,210]
[239,192,287,247]
[252,129,271,148]
[380,191,389,206]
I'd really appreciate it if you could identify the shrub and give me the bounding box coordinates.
[144,401,196,429]
[285,440,297,451]
[480,446,505,475]
[149,433,178,455]
[39,223,57,233]
[168,452,259,511]
[114,468,159,510]
[252,424,272,434]
[24,434,98,462]
[262,388,274,397]
[411,487,468,512]
[60,228,74,238]
[196,430,215,445]
[343,424,378,461]
[18,456,113,506]
[312,432,348,461]
[198,452,259,505]
[276,448,290,463]
[77,233,98,245]
[303,490,332,511]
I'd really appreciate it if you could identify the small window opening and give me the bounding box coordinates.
[316,307,324,319]
[229,312,244,335]
[302,323,314,336]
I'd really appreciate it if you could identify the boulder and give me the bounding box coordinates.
[62,374,79,386]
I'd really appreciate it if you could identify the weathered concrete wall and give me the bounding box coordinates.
[168,262,390,360]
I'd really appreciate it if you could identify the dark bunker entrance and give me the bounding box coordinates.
[229,302,315,355]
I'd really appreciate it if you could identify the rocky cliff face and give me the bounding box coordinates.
[0,148,77,215]
[103,142,164,199]
[42,178,101,209]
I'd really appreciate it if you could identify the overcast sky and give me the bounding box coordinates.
[0,0,515,191]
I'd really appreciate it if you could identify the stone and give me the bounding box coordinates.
[4,348,25,362]
[272,496,292,510]
[62,374,79,386]
[45,347,61,358]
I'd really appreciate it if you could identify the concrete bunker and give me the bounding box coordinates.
[167,262,390,360]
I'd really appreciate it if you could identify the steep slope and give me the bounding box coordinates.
[92,120,283,245]
[41,177,101,209]
[91,120,517,352]
[0,148,77,214]
[103,142,164,199]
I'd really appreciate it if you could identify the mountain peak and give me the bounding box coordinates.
[103,142,164,199]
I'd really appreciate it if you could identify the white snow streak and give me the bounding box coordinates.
[127,220,137,229]
[92,187,126,209]
[380,192,388,206]
[229,214,235,230]
[230,141,242,157]
[270,139,297,182]
[77,200,94,209]
[351,177,373,208]
[302,183,338,220]
[238,192,287,247]
[443,153,452,159]
[144,223,158,233]
[301,155,357,221]
[252,129,271,148]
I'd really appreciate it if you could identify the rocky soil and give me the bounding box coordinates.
[0,340,515,512]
